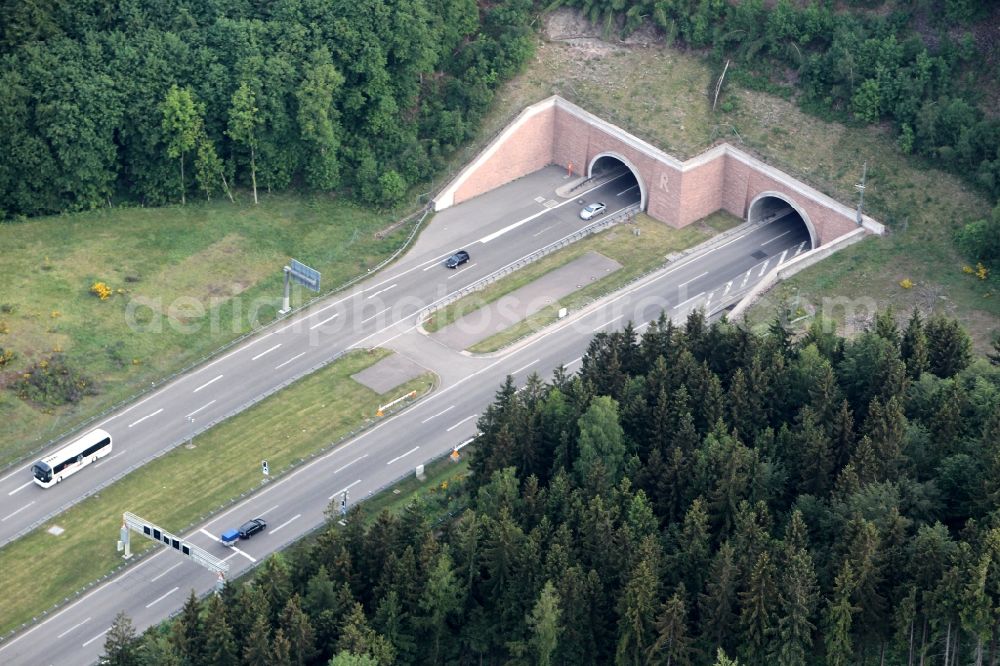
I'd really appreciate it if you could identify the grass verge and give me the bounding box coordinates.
[426,211,739,351]
[460,32,998,351]
[0,348,435,637]
[0,195,422,465]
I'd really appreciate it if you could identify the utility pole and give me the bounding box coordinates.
[855,161,867,226]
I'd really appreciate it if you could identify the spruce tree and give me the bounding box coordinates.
[279,594,317,666]
[648,584,694,666]
[901,309,929,378]
[101,611,139,666]
[738,551,778,664]
[527,580,562,666]
[202,594,238,666]
[241,612,271,666]
[925,315,973,378]
[773,549,818,666]
[824,562,858,666]
[615,542,661,665]
[170,590,204,664]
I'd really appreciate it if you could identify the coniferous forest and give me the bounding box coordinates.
[101,311,1000,666]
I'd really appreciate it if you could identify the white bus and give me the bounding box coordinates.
[32,428,113,488]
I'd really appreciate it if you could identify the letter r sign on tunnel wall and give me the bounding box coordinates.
[659,172,669,192]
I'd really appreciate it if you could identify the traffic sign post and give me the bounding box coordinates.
[278,259,322,315]
[262,460,269,476]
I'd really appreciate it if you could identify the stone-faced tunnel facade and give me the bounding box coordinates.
[434,96,883,246]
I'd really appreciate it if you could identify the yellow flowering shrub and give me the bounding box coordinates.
[90,281,112,300]
[899,278,914,289]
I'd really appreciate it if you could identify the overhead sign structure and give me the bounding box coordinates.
[120,511,229,577]
[278,259,321,315]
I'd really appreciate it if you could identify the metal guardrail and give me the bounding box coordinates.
[0,372,438,645]
[416,205,640,325]
[464,220,760,354]
[0,206,433,478]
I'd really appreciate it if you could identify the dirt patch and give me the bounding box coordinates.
[135,234,271,311]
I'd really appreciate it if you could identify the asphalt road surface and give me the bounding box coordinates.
[0,166,810,665]
[0,167,639,546]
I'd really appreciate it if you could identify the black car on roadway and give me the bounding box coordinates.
[445,250,470,268]
[238,518,267,539]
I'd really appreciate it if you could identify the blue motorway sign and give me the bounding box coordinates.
[289,259,321,292]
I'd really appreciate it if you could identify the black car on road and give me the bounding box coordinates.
[238,518,267,539]
[445,250,470,268]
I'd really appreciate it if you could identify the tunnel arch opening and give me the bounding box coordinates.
[748,192,818,249]
[587,152,647,211]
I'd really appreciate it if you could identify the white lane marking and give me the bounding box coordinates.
[762,229,792,245]
[251,343,282,361]
[128,408,163,428]
[533,225,554,237]
[145,586,179,608]
[270,514,301,535]
[58,617,92,639]
[329,479,362,500]
[193,375,223,393]
[566,356,583,368]
[150,561,183,583]
[422,405,455,423]
[360,306,393,325]
[275,352,307,369]
[617,184,639,196]
[758,259,771,277]
[82,628,109,647]
[673,292,705,310]
[705,291,715,310]
[723,281,733,297]
[741,270,752,288]
[636,321,651,332]
[593,315,623,332]
[387,446,419,465]
[794,241,806,256]
[448,264,476,279]
[512,358,540,375]
[456,437,476,451]
[94,389,160,430]
[446,415,477,432]
[367,283,397,299]
[7,481,33,496]
[309,313,339,330]
[93,451,125,467]
[478,174,630,243]
[678,271,709,288]
[334,454,369,474]
[258,504,280,517]
[2,500,34,521]
[778,249,789,265]
[199,528,216,540]
[232,546,257,563]
[0,464,29,485]
[276,250,450,331]
[186,400,216,418]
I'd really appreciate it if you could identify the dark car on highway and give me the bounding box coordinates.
[445,250,470,268]
[238,518,267,539]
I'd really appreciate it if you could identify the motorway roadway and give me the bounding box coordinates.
[0,167,639,546]
[0,166,809,665]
